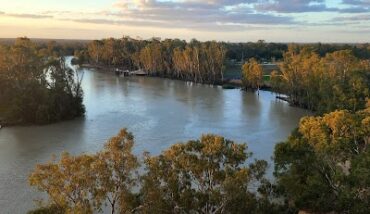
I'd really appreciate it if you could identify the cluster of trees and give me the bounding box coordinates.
[0,38,85,124]
[241,58,263,91]
[29,129,285,214]
[269,46,369,113]
[78,36,370,87]
[81,38,226,84]
[274,100,370,213]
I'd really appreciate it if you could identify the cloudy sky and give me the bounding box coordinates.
[0,0,369,42]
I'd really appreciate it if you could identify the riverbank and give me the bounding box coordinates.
[81,63,246,87]
[80,63,297,106]
[0,116,21,128]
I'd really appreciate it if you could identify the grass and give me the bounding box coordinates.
[224,62,279,80]
[224,63,242,79]
[263,75,271,81]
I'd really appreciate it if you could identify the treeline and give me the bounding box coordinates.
[305,42,370,59]
[0,38,85,124]
[79,37,370,87]
[226,40,287,62]
[217,41,370,62]
[0,38,88,56]
[29,129,280,214]
[80,37,226,84]
[255,47,370,113]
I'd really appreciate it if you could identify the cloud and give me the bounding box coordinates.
[340,0,370,12]
[1,0,368,37]
[0,12,53,19]
[252,0,369,13]
[338,7,369,13]
[342,0,370,6]
[254,0,336,13]
[334,14,370,21]
[64,17,271,32]
[108,0,295,31]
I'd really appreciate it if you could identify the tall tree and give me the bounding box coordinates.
[242,58,263,91]
[141,134,268,213]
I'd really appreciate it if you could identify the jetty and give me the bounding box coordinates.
[115,68,148,76]
[130,69,147,76]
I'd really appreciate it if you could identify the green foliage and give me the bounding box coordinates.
[29,130,282,214]
[242,58,263,91]
[86,38,226,84]
[274,104,370,213]
[29,129,140,214]
[225,41,287,62]
[0,37,85,124]
[141,134,269,213]
[276,46,369,112]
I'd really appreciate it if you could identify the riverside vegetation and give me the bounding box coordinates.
[0,37,368,213]
[0,38,85,125]
[75,37,370,85]
[242,46,369,114]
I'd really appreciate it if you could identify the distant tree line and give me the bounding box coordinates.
[0,38,85,124]
[226,41,370,62]
[77,37,226,84]
[0,38,87,56]
[225,40,288,62]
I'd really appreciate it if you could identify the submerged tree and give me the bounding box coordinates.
[242,58,263,91]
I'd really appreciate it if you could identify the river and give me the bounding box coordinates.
[0,57,310,213]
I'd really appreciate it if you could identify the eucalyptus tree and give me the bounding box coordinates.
[141,134,268,214]
[242,58,263,91]
[274,102,370,213]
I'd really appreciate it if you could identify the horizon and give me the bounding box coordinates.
[0,37,369,45]
[0,0,369,43]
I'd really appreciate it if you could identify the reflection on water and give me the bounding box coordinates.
[0,63,310,213]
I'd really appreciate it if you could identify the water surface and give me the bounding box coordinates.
[0,60,310,213]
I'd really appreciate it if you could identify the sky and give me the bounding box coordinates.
[0,0,369,42]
